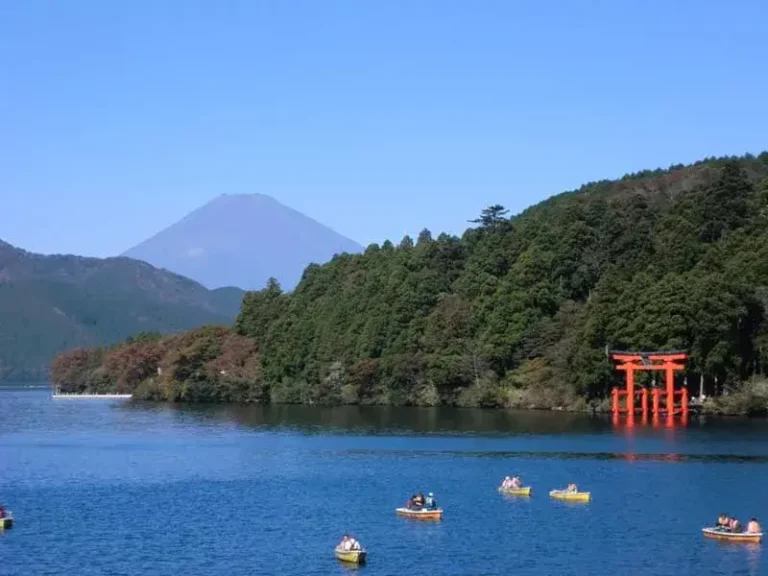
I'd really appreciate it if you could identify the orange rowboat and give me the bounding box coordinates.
[395,507,443,520]
[702,527,762,543]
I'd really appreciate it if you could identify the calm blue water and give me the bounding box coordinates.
[1,389,768,575]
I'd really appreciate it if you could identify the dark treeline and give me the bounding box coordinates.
[51,153,768,414]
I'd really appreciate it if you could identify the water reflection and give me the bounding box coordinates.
[121,403,614,436]
[613,414,685,431]
[112,402,768,461]
[746,543,762,576]
[551,500,590,508]
[339,449,768,464]
[336,561,364,573]
[710,540,763,576]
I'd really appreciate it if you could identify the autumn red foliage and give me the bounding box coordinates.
[50,327,265,402]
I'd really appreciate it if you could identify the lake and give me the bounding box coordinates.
[1,388,767,575]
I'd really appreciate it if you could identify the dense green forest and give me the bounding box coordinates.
[51,153,768,414]
[0,240,243,380]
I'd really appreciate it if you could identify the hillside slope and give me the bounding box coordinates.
[52,153,768,413]
[123,193,363,290]
[0,241,243,380]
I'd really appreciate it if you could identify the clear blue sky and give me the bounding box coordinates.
[1,0,767,257]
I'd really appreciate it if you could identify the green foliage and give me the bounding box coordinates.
[51,153,768,413]
[233,277,285,348]
[703,377,768,416]
[469,204,510,231]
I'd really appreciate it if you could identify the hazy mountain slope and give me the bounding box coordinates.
[0,240,244,380]
[122,194,363,290]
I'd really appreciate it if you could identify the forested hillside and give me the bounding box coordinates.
[0,241,244,380]
[51,153,768,414]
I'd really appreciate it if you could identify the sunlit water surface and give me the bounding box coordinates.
[1,388,767,575]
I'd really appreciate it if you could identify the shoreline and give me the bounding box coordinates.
[37,389,759,418]
[52,393,133,399]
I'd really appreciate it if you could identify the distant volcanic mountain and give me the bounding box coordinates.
[122,194,363,290]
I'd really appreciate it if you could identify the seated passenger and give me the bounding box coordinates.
[716,513,729,529]
[511,476,522,489]
[348,536,361,550]
[567,483,578,493]
[728,518,741,532]
[339,535,350,550]
[747,518,761,534]
[501,476,512,489]
[414,492,425,508]
[425,492,437,510]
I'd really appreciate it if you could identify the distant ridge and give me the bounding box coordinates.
[0,239,244,380]
[122,193,363,290]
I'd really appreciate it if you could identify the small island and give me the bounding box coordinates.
[51,155,768,416]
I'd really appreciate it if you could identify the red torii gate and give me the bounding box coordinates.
[610,351,688,419]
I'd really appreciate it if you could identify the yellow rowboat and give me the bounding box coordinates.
[335,547,367,564]
[0,513,13,530]
[702,527,762,543]
[549,490,590,502]
[395,507,443,520]
[498,486,531,497]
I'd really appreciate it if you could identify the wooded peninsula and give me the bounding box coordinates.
[51,153,768,415]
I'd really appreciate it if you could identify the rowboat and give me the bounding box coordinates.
[498,486,532,497]
[549,489,590,502]
[702,527,762,543]
[0,512,13,530]
[395,507,443,520]
[335,547,367,564]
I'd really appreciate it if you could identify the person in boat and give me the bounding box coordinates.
[407,494,422,510]
[747,518,761,534]
[341,535,361,551]
[0,504,5,519]
[413,492,425,508]
[424,492,437,510]
[511,476,522,489]
[727,517,741,532]
[566,483,578,493]
[501,476,512,489]
[716,513,729,530]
